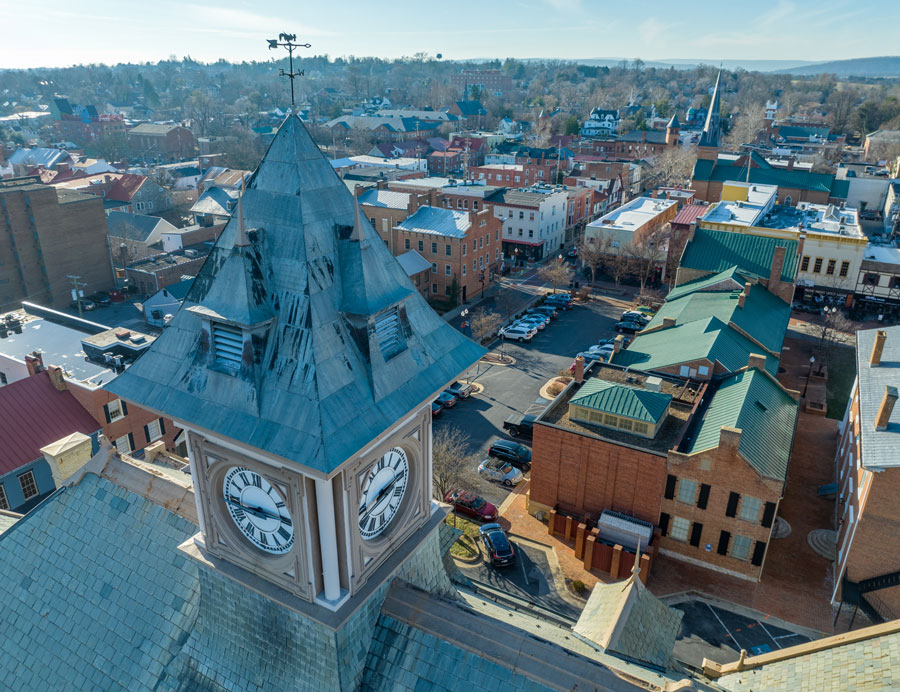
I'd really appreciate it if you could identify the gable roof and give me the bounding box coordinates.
[357,189,410,210]
[0,371,100,474]
[106,173,146,202]
[395,206,472,238]
[665,266,747,301]
[106,115,484,475]
[687,367,797,481]
[454,100,488,117]
[570,379,672,423]
[127,123,185,136]
[160,278,194,301]
[190,186,238,216]
[106,210,170,242]
[681,227,799,284]
[395,250,432,277]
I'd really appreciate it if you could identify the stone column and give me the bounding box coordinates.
[315,477,341,602]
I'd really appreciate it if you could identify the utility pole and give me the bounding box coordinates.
[68,274,83,319]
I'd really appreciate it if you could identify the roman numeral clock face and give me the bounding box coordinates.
[358,447,409,541]
[222,467,294,554]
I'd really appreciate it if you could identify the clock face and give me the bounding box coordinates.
[358,447,409,541]
[222,466,294,554]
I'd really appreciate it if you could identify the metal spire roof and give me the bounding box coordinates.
[699,71,723,149]
[106,114,484,475]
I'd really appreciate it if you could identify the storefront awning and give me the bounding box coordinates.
[504,239,545,247]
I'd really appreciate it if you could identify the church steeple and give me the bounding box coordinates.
[697,71,723,159]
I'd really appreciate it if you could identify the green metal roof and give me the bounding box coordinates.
[692,156,837,193]
[829,178,850,199]
[612,316,779,376]
[680,228,799,284]
[570,379,672,423]
[686,368,797,481]
[665,266,746,301]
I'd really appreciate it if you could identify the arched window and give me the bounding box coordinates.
[784,195,793,206]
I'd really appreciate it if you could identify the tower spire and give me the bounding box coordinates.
[351,197,364,241]
[699,71,723,149]
[235,176,249,247]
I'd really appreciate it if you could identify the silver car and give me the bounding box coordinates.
[499,325,537,342]
[478,458,524,487]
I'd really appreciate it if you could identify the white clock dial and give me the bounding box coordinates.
[222,466,294,554]
[358,447,409,541]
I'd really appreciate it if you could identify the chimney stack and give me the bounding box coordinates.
[25,351,44,376]
[738,282,752,309]
[614,334,625,354]
[769,246,786,288]
[875,385,898,431]
[662,316,677,329]
[574,355,585,384]
[47,365,67,392]
[748,353,767,371]
[870,330,887,367]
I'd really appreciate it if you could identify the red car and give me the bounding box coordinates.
[431,401,442,417]
[443,489,498,522]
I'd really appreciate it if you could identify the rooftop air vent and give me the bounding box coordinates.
[211,322,243,367]
[374,307,406,361]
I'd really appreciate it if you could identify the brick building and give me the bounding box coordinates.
[126,123,196,162]
[427,150,462,176]
[394,206,500,304]
[467,162,557,188]
[357,186,432,255]
[124,250,209,294]
[833,327,900,620]
[0,176,115,311]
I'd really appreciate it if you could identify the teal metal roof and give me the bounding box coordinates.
[829,179,850,199]
[692,157,837,193]
[0,474,199,691]
[570,379,672,423]
[612,316,779,376]
[686,368,797,481]
[680,228,799,284]
[666,266,746,301]
[162,278,194,301]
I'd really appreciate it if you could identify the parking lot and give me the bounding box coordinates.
[433,295,624,507]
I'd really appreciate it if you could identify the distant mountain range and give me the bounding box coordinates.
[771,56,900,77]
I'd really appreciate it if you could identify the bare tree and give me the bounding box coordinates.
[577,236,607,283]
[537,260,571,294]
[827,88,858,134]
[432,426,477,501]
[652,146,697,188]
[724,105,765,150]
[624,224,669,293]
[470,309,502,344]
[811,308,854,370]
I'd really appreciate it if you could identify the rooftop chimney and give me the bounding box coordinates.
[614,334,625,354]
[748,353,767,371]
[574,355,585,383]
[47,365,67,392]
[769,246,786,287]
[738,282,752,309]
[25,351,44,376]
[875,385,898,431]
[662,316,676,329]
[870,330,887,367]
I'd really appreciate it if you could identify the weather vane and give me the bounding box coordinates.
[267,32,311,107]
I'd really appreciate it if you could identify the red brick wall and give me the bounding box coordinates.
[531,422,667,524]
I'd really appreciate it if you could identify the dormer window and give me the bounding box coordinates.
[212,322,244,367]
[374,307,406,361]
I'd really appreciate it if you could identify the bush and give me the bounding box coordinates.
[547,381,566,396]
[572,580,587,594]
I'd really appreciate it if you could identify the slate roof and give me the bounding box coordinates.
[358,189,410,209]
[106,115,485,475]
[395,206,472,238]
[0,471,199,692]
[106,210,167,242]
[0,510,21,535]
[574,575,682,669]
[190,186,238,216]
[570,379,672,423]
[856,326,900,469]
[454,100,488,117]
[680,227,799,284]
[0,371,100,474]
[686,367,797,481]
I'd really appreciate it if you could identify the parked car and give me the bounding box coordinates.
[544,293,572,308]
[515,314,549,330]
[443,489,498,522]
[621,310,650,324]
[89,292,112,306]
[478,458,524,487]
[488,439,532,471]
[435,391,457,408]
[498,325,537,342]
[479,523,516,567]
[527,305,558,319]
[502,414,536,440]
[575,350,609,363]
[70,299,96,312]
[567,248,578,258]
[614,320,645,334]
[634,305,656,316]
[431,401,442,417]
[447,381,475,399]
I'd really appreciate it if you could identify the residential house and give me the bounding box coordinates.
[427,150,462,176]
[357,186,430,254]
[126,123,195,161]
[106,211,177,266]
[467,162,557,188]
[196,167,250,194]
[864,130,900,160]
[52,172,174,215]
[0,176,114,311]
[395,206,499,303]
[190,186,238,226]
[577,116,680,160]
[581,108,620,138]
[491,186,569,263]
[49,97,126,145]
[0,368,100,512]
[6,147,72,176]
[159,224,222,254]
[833,327,900,620]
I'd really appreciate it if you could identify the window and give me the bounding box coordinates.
[404,239,411,250]
[827,259,836,275]
[633,422,648,435]
[462,244,467,256]
[836,260,848,278]
[145,418,164,442]
[864,273,879,286]
[432,283,438,294]
[105,399,125,422]
[697,365,709,377]
[18,471,38,500]
[813,258,823,274]
[445,244,451,256]
[445,264,451,276]
[670,516,690,542]
[519,211,524,219]
[677,479,698,505]
[374,307,406,360]
[416,240,422,252]
[739,495,762,522]
[530,212,535,221]
[0,485,7,510]
[432,242,438,254]
[0,372,6,385]
[731,534,752,561]
[518,229,523,237]
[431,263,437,274]
[603,414,617,426]
[617,417,633,431]
[445,286,451,296]
[529,230,534,238]
[800,256,810,272]
[462,265,467,276]
[211,322,243,367]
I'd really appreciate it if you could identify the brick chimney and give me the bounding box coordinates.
[25,351,44,375]
[870,330,887,367]
[748,353,767,371]
[718,426,742,454]
[614,334,625,354]
[574,355,585,384]
[786,155,795,170]
[769,246,786,287]
[662,316,676,329]
[737,282,752,309]
[47,365,67,392]
[875,385,898,431]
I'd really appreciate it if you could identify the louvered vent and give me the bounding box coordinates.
[212,322,244,367]
[374,307,405,361]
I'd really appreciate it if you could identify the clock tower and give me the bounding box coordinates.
[107,114,484,687]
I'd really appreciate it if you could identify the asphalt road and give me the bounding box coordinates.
[434,295,626,507]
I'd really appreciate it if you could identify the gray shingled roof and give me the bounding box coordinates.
[856,326,900,469]
[189,187,238,217]
[106,211,169,242]
[107,115,484,475]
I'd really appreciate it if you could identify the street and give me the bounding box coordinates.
[435,294,627,507]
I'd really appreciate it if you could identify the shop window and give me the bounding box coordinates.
[864,273,879,286]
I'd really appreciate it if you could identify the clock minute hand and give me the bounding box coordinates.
[223,496,283,522]
[363,473,400,515]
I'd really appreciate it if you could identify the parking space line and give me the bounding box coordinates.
[519,551,530,586]
[706,603,745,651]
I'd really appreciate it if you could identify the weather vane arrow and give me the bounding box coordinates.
[267,32,311,107]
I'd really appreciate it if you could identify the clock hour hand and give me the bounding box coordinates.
[223,496,289,524]
[361,472,403,515]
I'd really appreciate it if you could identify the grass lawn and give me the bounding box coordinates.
[444,513,482,559]
[826,345,856,420]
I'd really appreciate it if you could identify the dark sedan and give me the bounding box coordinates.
[435,391,457,408]
[488,439,532,471]
[479,523,516,567]
[443,489,498,522]
[614,320,645,334]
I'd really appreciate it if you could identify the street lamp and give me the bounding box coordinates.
[803,355,816,397]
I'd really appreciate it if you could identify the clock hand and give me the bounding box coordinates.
[362,471,403,515]
[223,496,289,524]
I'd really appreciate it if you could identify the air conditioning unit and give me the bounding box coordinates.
[184,249,198,258]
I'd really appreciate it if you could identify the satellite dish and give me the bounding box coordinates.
[436,53,443,60]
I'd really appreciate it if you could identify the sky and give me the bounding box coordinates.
[1,0,897,69]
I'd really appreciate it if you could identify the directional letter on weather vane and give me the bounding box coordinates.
[267,32,311,107]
